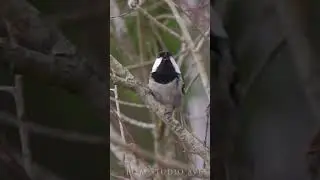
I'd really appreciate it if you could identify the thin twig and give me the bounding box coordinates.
[110,108,155,129]
[195,28,210,52]
[114,85,127,168]
[185,73,199,93]
[110,9,134,19]
[0,86,15,93]
[14,75,32,178]
[110,97,146,108]
[177,43,189,66]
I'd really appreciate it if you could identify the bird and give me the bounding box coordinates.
[148,51,184,140]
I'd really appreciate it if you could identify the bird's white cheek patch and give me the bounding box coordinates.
[170,57,181,74]
[151,58,162,73]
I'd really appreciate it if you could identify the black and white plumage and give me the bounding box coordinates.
[148,51,184,109]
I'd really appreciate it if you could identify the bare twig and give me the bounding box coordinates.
[185,73,199,93]
[195,28,210,52]
[110,97,147,108]
[0,86,14,93]
[110,9,134,19]
[177,43,189,66]
[13,75,33,178]
[113,85,129,173]
[110,108,155,129]
[114,85,126,143]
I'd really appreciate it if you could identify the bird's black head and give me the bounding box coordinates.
[151,51,180,84]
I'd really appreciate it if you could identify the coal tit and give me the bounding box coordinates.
[148,51,184,140]
[148,51,184,109]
